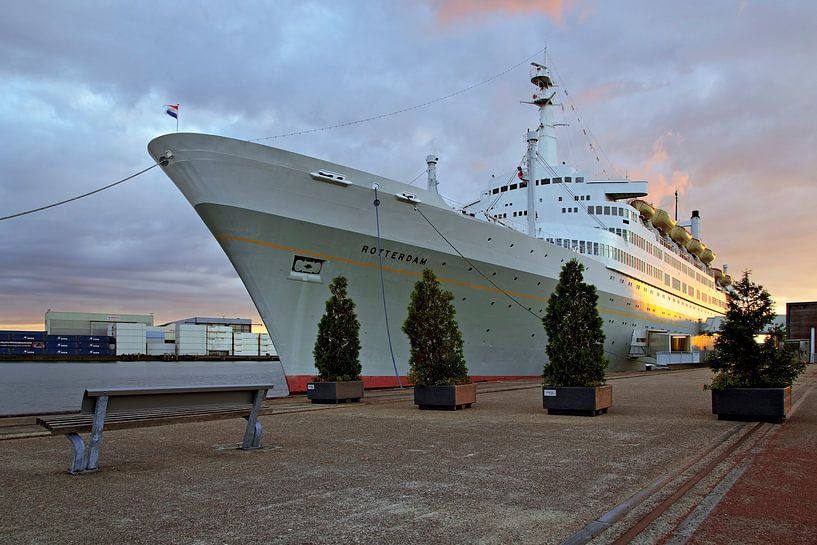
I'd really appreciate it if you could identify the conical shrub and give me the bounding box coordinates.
[403,268,469,385]
[542,258,607,387]
[313,275,362,381]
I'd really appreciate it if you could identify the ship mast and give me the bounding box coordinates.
[529,58,558,167]
[523,53,558,237]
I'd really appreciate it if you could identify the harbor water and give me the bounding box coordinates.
[0,360,289,416]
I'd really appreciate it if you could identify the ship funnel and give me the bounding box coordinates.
[426,155,439,194]
[691,210,701,239]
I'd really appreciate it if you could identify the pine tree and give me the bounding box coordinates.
[542,259,607,387]
[708,271,804,389]
[312,275,362,382]
[403,268,469,385]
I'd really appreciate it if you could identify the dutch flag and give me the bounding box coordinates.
[165,104,179,119]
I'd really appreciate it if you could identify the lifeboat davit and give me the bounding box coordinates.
[686,238,705,257]
[630,199,656,221]
[670,225,692,246]
[652,209,676,235]
[700,248,716,264]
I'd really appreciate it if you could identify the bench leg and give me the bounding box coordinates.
[240,389,266,449]
[66,433,87,475]
[83,395,108,471]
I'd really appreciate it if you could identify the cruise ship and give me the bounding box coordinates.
[148,60,730,392]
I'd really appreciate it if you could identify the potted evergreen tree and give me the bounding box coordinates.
[307,275,364,403]
[706,271,805,422]
[403,268,475,410]
[541,259,611,416]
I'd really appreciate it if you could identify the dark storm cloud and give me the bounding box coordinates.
[1,1,815,328]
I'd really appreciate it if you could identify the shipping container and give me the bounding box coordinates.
[45,342,74,349]
[76,341,107,349]
[10,332,46,342]
[46,335,77,342]
[11,347,45,355]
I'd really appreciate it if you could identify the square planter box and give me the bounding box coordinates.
[414,383,476,410]
[542,385,612,416]
[711,386,791,423]
[306,381,364,404]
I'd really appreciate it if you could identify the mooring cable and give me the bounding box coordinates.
[372,185,403,388]
[413,204,634,361]
[0,164,158,222]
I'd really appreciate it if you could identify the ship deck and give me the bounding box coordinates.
[1,366,815,544]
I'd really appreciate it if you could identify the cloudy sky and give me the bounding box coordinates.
[1,0,815,330]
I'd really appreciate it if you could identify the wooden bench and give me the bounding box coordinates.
[37,384,273,474]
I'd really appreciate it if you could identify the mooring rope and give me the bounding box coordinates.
[372,185,403,388]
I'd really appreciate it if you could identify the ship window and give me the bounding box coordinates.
[501,186,508,192]
[586,195,591,200]
[510,183,518,190]
[579,241,586,253]
[520,181,527,188]
[558,196,563,202]
[542,178,550,184]
[593,242,599,255]
[561,208,566,213]
[623,219,629,224]
[492,188,499,195]
[556,238,562,245]
[565,177,572,183]
[513,211,517,217]
[553,177,562,183]
[575,196,579,201]
[576,177,584,183]
[587,208,593,215]
[604,206,610,215]
[574,207,578,212]
[524,210,528,216]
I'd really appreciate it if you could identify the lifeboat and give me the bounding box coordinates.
[686,238,705,257]
[712,267,725,284]
[652,209,676,235]
[721,274,733,287]
[700,248,716,264]
[630,199,656,221]
[670,225,692,246]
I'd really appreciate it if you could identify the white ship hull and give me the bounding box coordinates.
[149,133,717,392]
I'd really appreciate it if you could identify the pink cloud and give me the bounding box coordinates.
[432,0,583,25]
[629,133,690,210]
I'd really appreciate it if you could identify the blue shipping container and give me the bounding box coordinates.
[45,342,74,349]
[10,347,45,355]
[77,342,109,350]
[10,332,46,341]
[78,335,112,343]
[46,335,78,342]
[76,348,115,356]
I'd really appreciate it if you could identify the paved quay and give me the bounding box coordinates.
[0,367,815,545]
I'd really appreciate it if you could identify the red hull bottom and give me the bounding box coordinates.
[285,375,537,394]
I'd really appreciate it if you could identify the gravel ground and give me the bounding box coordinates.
[1,368,808,545]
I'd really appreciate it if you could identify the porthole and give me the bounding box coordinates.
[529,249,534,253]
[537,281,541,285]
[462,297,466,301]
[488,237,492,241]
[490,301,495,305]
[442,262,446,266]
[510,243,515,247]
[513,276,518,280]
[486,329,490,333]
[531,333,535,337]
[508,304,512,308]
[491,272,496,276]
[468,267,473,271]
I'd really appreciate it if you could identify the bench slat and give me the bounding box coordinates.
[38,404,255,430]
[41,403,254,422]
[40,409,255,434]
